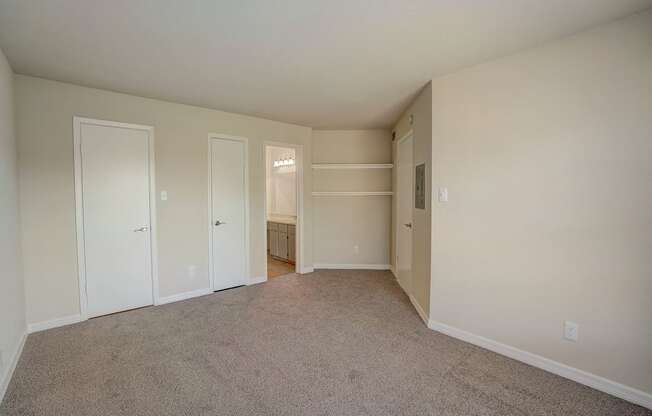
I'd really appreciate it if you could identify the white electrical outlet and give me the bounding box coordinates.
[188,265,196,278]
[353,245,359,254]
[564,321,579,342]
[161,190,168,201]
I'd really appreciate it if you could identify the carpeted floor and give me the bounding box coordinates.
[1,270,649,416]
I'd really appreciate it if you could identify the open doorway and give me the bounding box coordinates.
[265,145,298,279]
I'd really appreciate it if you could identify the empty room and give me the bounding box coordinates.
[0,1,651,415]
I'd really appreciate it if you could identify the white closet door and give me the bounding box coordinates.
[80,122,154,318]
[397,135,414,295]
[210,138,247,291]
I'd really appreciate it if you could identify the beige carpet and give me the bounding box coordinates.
[1,270,649,416]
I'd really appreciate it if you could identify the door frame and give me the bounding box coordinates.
[207,134,251,290]
[394,130,413,291]
[73,116,160,321]
[263,141,305,280]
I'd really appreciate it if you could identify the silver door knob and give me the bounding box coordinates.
[134,226,149,232]
[403,223,412,229]
[214,220,227,226]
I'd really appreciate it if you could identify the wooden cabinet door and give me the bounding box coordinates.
[269,229,278,257]
[278,231,288,260]
[288,228,296,263]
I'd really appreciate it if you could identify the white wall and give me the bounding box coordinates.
[266,146,296,217]
[428,10,652,395]
[14,75,313,326]
[312,130,392,267]
[0,48,26,398]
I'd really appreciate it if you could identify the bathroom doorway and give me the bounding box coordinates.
[265,144,298,279]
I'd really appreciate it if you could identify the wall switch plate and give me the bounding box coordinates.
[438,187,448,202]
[161,190,168,201]
[564,321,579,342]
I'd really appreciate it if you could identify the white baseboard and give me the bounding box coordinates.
[248,276,267,285]
[428,320,652,410]
[0,331,27,403]
[390,266,397,279]
[27,314,82,334]
[158,288,213,305]
[313,263,392,270]
[29,288,214,332]
[409,295,429,325]
[300,266,314,274]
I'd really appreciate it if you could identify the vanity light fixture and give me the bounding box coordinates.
[273,157,295,168]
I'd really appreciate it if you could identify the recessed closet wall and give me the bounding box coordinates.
[312,130,392,268]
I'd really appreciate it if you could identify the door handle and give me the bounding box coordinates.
[403,223,412,229]
[214,220,227,226]
[134,226,149,232]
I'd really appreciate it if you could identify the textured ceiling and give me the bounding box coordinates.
[0,0,650,128]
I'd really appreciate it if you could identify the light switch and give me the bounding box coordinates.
[438,187,448,202]
[161,190,168,201]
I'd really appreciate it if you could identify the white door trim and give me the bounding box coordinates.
[263,141,305,280]
[394,129,413,282]
[207,134,251,289]
[73,116,160,321]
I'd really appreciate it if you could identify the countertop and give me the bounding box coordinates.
[267,216,297,226]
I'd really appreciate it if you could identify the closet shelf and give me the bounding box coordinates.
[312,163,393,170]
[312,191,393,197]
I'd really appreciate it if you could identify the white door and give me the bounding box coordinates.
[78,120,154,318]
[397,135,414,295]
[210,137,247,291]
